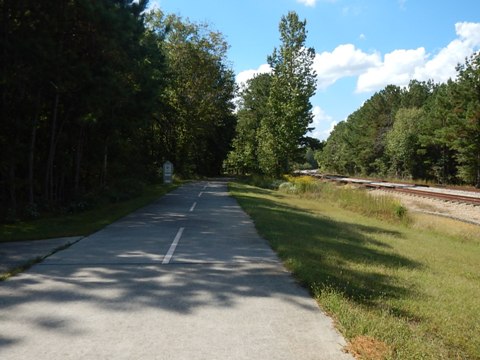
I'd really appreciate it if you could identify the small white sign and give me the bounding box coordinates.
[163,161,174,183]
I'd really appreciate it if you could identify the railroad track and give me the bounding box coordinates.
[376,187,480,206]
[296,170,480,206]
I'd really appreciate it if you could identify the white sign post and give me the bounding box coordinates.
[163,161,173,184]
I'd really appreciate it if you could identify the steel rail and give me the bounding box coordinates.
[298,171,480,206]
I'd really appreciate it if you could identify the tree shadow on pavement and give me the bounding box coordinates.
[0,180,419,356]
[0,181,340,353]
[231,184,422,308]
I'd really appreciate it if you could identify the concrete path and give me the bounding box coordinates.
[0,181,353,359]
[0,237,83,273]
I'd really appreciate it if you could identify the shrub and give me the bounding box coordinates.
[394,204,408,220]
[107,178,146,203]
[68,200,91,213]
[278,182,297,194]
[248,175,284,190]
[23,203,40,219]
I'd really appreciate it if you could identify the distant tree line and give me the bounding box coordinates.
[0,1,236,221]
[225,11,317,177]
[317,52,480,188]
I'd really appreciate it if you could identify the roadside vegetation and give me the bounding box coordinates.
[0,182,178,242]
[230,180,480,359]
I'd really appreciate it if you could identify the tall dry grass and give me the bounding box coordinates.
[279,176,409,223]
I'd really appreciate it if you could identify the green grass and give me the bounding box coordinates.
[0,182,179,242]
[229,182,480,360]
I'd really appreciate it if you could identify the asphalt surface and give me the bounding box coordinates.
[0,180,353,359]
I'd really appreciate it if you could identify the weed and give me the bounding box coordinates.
[394,204,407,220]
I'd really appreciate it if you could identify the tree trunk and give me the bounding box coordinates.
[101,144,108,187]
[74,126,85,196]
[45,92,59,202]
[8,161,17,219]
[28,99,40,205]
[57,171,65,203]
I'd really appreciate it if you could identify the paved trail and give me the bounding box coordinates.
[0,181,352,359]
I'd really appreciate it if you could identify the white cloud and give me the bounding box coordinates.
[413,22,480,83]
[309,118,338,141]
[356,48,426,92]
[308,106,336,140]
[312,105,332,123]
[236,64,272,86]
[342,5,363,16]
[456,21,480,45]
[355,22,480,93]
[297,0,338,7]
[297,0,317,6]
[313,44,381,89]
[147,0,160,10]
[322,121,338,139]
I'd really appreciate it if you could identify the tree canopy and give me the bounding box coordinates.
[0,1,236,221]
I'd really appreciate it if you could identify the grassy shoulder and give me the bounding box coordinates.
[0,182,179,242]
[229,181,480,360]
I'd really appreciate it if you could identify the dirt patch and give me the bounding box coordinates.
[346,335,393,360]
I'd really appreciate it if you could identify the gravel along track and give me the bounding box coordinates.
[371,189,480,225]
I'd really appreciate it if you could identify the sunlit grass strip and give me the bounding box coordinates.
[0,183,179,242]
[229,182,480,360]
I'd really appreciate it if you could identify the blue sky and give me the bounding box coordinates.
[150,0,480,140]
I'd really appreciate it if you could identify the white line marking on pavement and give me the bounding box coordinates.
[162,227,185,264]
[189,202,197,212]
[198,192,203,197]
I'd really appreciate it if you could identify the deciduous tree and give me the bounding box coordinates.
[258,11,316,176]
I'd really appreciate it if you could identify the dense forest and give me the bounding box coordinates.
[0,1,236,221]
[317,53,480,188]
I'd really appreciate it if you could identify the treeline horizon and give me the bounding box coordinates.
[317,52,480,188]
[224,13,479,188]
[1,1,236,221]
